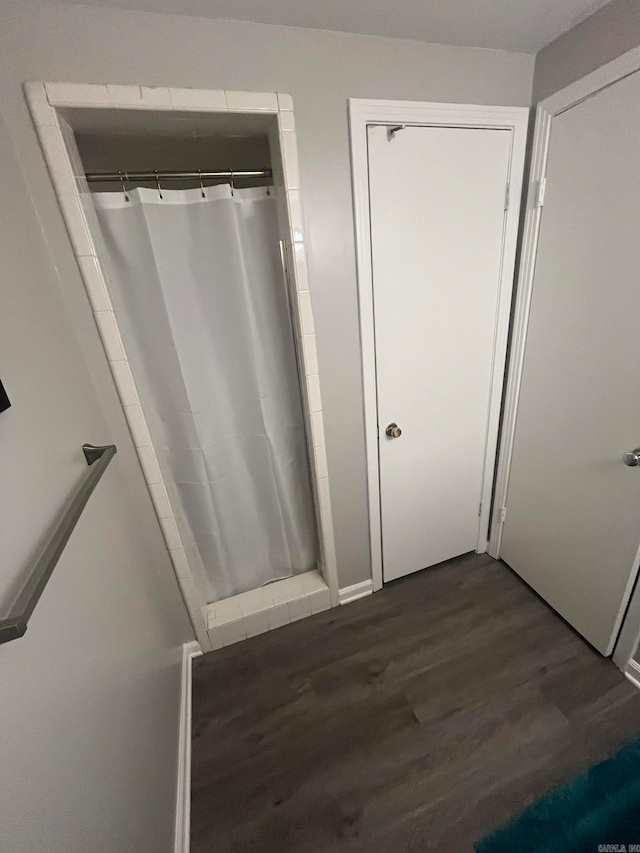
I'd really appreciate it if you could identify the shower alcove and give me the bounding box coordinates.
[25,82,338,651]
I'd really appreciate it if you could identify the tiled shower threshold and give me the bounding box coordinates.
[205,570,331,648]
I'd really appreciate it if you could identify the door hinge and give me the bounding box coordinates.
[499,506,507,524]
[504,183,510,211]
[478,502,483,517]
[536,177,546,209]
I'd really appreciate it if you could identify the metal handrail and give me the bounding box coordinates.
[0,443,117,646]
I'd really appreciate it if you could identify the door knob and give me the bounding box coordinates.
[623,448,640,466]
[385,423,402,438]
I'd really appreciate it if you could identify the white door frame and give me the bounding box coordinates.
[489,46,640,674]
[349,99,528,592]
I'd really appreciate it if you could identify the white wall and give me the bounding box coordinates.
[533,0,640,101]
[0,0,534,589]
[0,103,193,851]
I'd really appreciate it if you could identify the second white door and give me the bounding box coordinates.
[500,70,640,656]
[367,123,512,582]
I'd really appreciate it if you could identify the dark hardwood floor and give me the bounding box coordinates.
[191,553,640,852]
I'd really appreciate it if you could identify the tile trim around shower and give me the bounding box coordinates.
[24,80,340,652]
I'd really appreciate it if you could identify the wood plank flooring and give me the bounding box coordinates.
[191,553,640,852]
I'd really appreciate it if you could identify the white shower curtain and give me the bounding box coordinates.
[94,185,317,602]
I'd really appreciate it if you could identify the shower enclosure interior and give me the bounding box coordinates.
[52,99,334,649]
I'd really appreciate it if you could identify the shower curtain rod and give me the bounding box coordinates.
[85,168,273,183]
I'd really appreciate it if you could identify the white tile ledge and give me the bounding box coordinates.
[226,90,278,112]
[277,93,294,111]
[39,82,293,115]
[206,570,331,648]
[169,88,226,111]
[45,81,110,107]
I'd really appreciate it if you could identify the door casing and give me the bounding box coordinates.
[491,46,640,674]
[349,98,528,592]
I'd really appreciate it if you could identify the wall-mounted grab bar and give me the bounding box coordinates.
[0,443,117,646]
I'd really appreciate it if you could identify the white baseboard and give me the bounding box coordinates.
[624,658,640,691]
[338,579,374,605]
[175,640,203,853]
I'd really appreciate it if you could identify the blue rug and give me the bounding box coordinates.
[476,738,640,852]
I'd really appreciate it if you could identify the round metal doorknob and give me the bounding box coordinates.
[623,448,640,466]
[385,423,402,438]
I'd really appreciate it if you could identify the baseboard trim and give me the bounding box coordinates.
[624,658,640,691]
[175,640,202,853]
[338,579,374,605]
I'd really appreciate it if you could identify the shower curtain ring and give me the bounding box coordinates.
[118,170,129,202]
[155,170,163,200]
[199,169,205,199]
[229,167,234,197]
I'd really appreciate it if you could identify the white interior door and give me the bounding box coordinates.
[500,71,640,656]
[367,124,512,583]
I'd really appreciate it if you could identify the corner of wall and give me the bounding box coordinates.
[532,0,640,102]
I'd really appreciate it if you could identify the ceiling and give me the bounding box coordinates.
[59,0,611,53]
